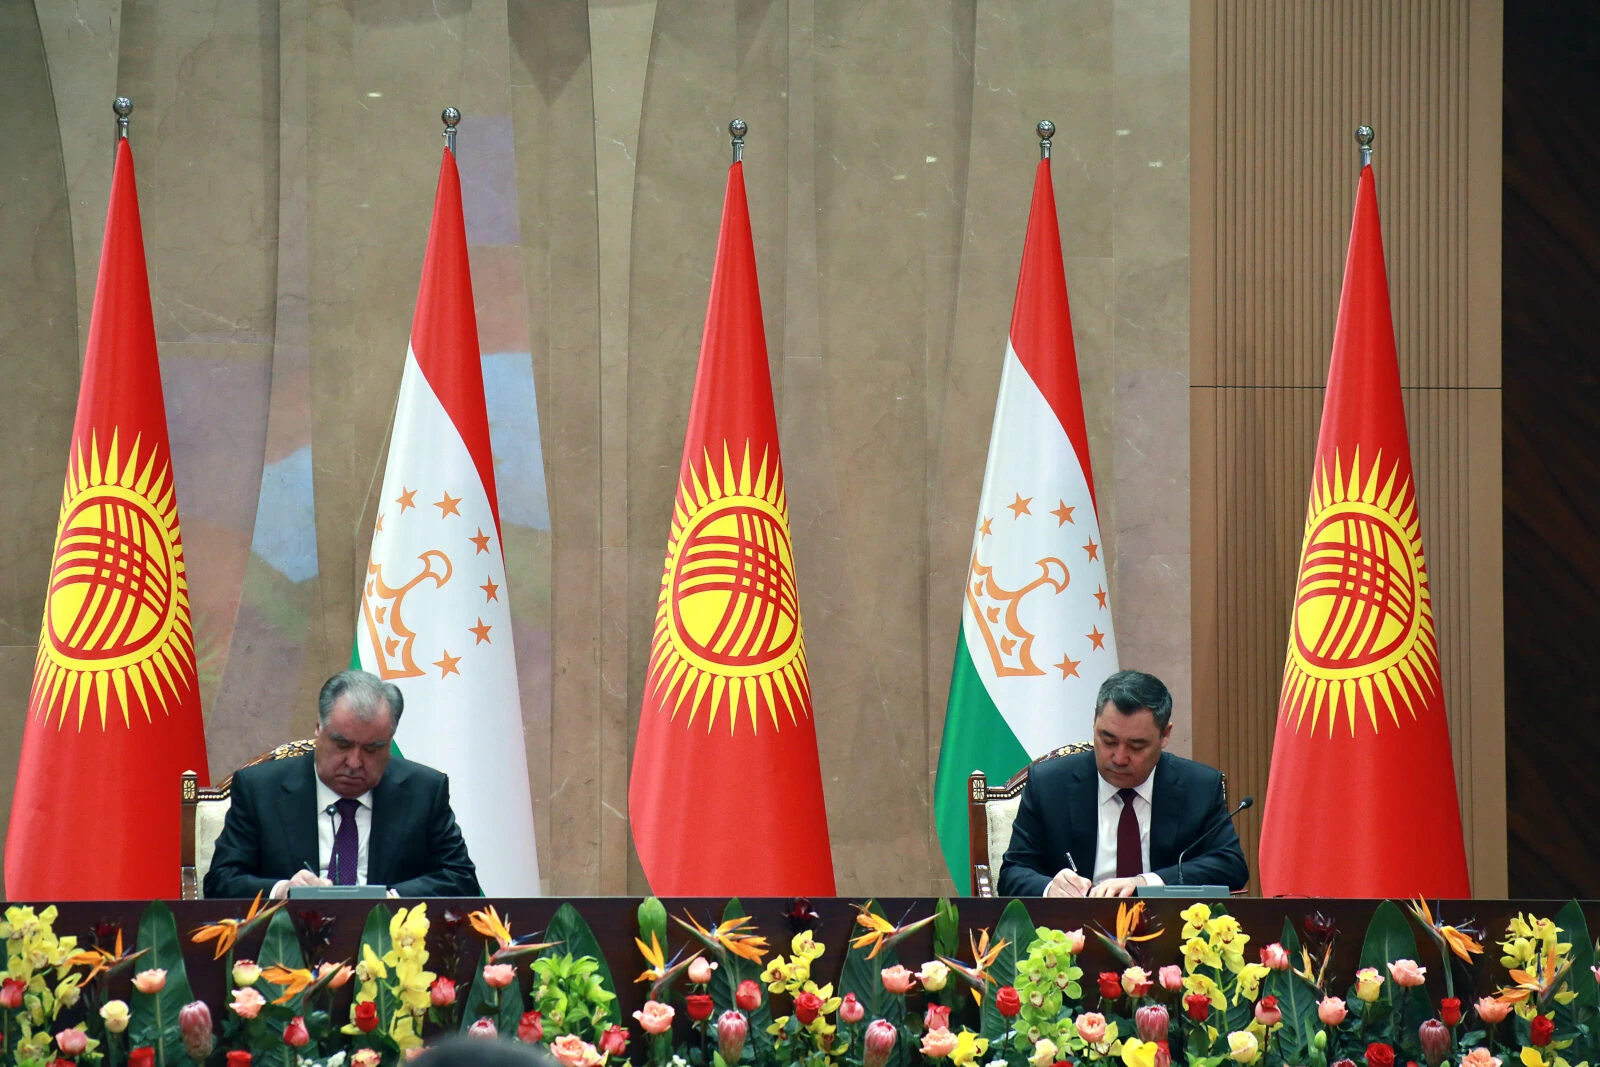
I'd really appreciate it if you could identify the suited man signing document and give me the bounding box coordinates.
[204,670,481,899]
[998,670,1249,897]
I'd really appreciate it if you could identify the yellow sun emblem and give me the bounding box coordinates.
[30,428,196,730]
[1279,447,1439,738]
[647,439,810,735]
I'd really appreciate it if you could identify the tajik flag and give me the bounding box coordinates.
[934,155,1118,886]
[1258,162,1469,897]
[629,159,835,896]
[355,147,539,895]
[7,137,211,899]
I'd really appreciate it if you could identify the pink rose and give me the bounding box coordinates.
[840,993,864,1024]
[718,1011,749,1062]
[352,1053,382,1067]
[688,957,717,985]
[518,1011,544,1044]
[1319,997,1349,1026]
[865,1020,898,1067]
[633,1000,675,1035]
[133,969,167,994]
[735,980,762,1011]
[230,987,267,1020]
[921,1029,958,1059]
[469,1019,498,1039]
[1159,965,1184,992]
[1387,960,1427,988]
[483,963,518,989]
[1460,1050,1501,1067]
[1255,995,1282,1027]
[1064,929,1087,954]
[598,1025,628,1057]
[1474,998,1512,1025]
[1076,1012,1109,1044]
[925,1004,952,1032]
[430,977,457,1006]
[550,1034,604,1067]
[282,1017,310,1049]
[1261,943,1291,971]
[55,1030,88,1056]
[881,965,917,995]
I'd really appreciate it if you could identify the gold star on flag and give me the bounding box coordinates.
[480,577,499,602]
[395,487,417,512]
[1094,585,1108,609]
[1050,500,1076,526]
[1006,493,1033,519]
[435,491,462,518]
[469,618,492,645]
[434,650,462,678]
[978,517,993,538]
[1054,654,1081,679]
[470,527,492,554]
[1086,627,1106,650]
[1083,537,1099,562]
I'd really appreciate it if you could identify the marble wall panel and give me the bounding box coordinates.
[10,0,1200,897]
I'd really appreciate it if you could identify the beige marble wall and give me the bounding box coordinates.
[0,0,1191,896]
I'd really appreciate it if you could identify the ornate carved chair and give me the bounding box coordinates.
[180,739,315,899]
[966,742,1093,896]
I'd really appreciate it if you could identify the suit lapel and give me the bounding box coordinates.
[1148,754,1180,868]
[366,762,404,885]
[280,758,320,874]
[1068,756,1098,876]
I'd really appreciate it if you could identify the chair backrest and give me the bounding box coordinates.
[966,742,1093,896]
[181,739,316,899]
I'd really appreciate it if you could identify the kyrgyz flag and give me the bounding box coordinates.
[7,137,210,900]
[354,148,540,895]
[933,156,1118,886]
[629,160,835,895]
[1258,163,1470,897]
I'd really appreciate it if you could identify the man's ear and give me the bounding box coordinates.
[1160,723,1173,749]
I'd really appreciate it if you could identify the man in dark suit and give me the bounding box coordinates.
[203,669,481,899]
[998,670,1248,897]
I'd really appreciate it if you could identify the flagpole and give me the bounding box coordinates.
[114,96,132,143]
[1037,119,1054,160]
[442,106,460,153]
[729,118,746,163]
[1356,124,1374,167]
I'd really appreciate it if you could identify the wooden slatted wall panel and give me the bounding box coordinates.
[1191,0,1505,894]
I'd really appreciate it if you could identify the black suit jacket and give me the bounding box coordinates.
[996,750,1248,895]
[202,755,482,899]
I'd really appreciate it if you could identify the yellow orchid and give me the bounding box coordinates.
[1180,903,1213,939]
[849,904,935,961]
[1182,936,1222,972]
[1233,963,1271,1002]
[390,1013,423,1051]
[1183,972,1227,1011]
[189,892,284,960]
[261,964,315,1005]
[391,956,436,1014]
[675,912,770,964]
[948,1031,990,1067]
[1121,1037,1160,1067]
[792,930,826,962]
[357,943,389,984]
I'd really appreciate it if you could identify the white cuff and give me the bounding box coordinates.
[1143,871,1164,887]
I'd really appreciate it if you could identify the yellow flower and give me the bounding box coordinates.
[949,1031,990,1067]
[1182,937,1222,972]
[99,1000,130,1034]
[794,930,827,962]
[1122,1038,1160,1067]
[1183,973,1227,1011]
[762,957,791,992]
[1180,904,1213,939]
[390,903,430,954]
[1233,963,1271,1001]
[357,943,388,983]
[390,1013,423,1050]
[1355,967,1384,1002]
[1228,1030,1259,1064]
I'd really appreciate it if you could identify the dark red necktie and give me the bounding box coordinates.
[330,797,360,885]
[1116,787,1142,877]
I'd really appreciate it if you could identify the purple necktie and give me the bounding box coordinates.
[330,797,360,885]
[1116,788,1142,878]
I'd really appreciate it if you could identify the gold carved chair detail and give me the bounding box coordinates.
[180,739,315,900]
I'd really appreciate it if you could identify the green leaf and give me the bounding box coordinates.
[934,898,960,960]
[359,903,399,1031]
[1555,900,1596,1014]
[979,899,1035,1040]
[639,898,668,963]
[1280,916,1303,959]
[496,969,527,1036]
[1265,963,1323,1062]
[1359,901,1421,974]
[461,944,501,1030]
[129,900,197,1067]
[541,903,622,1029]
[708,899,773,1058]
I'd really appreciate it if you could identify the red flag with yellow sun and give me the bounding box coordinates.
[629,157,835,895]
[1258,161,1470,897]
[6,137,210,900]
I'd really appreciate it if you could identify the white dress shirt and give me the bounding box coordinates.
[313,776,373,885]
[1091,772,1165,886]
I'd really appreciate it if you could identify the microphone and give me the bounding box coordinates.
[1174,795,1253,887]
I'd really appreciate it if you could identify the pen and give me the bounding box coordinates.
[1063,849,1079,874]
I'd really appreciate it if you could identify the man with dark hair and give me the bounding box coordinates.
[203,669,481,899]
[997,669,1249,897]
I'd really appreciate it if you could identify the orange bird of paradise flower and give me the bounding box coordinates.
[65,928,148,985]
[1408,898,1485,963]
[674,912,770,965]
[1499,944,1571,1008]
[1090,901,1165,967]
[190,892,285,960]
[938,927,1009,1006]
[261,964,316,1005]
[634,930,705,1001]
[468,906,557,961]
[850,903,935,961]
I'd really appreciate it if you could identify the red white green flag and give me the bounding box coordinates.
[934,156,1118,885]
[7,138,211,899]
[629,160,835,896]
[1258,163,1470,897]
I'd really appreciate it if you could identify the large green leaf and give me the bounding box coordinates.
[838,900,907,1067]
[129,900,197,1067]
[638,898,668,964]
[979,899,1036,1040]
[1555,900,1596,1013]
[1265,930,1322,1065]
[541,902,621,1028]
[1358,901,1420,973]
[460,943,499,1031]
[706,899,773,1056]
[359,904,399,1030]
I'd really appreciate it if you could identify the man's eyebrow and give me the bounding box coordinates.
[327,731,351,745]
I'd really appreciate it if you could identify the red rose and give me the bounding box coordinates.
[996,985,1022,1018]
[282,1017,310,1048]
[130,1049,156,1067]
[1440,998,1462,1028]
[518,1011,544,1044]
[1184,994,1211,1022]
[736,979,762,1012]
[354,1000,379,1033]
[226,1054,252,1067]
[1366,1043,1396,1067]
[686,994,715,1022]
[1099,972,1123,999]
[794,991,824,1025]
[599,1025,629,1056]
[0,979,25,1010]
[1531,1015,1555,1047]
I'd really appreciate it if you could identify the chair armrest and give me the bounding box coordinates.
[974,863,993,897]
